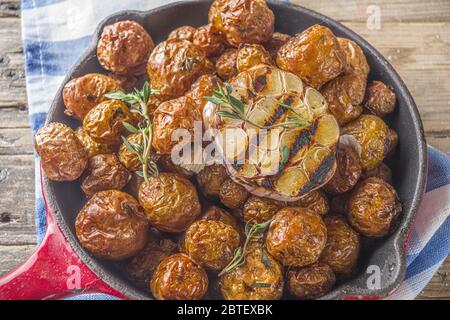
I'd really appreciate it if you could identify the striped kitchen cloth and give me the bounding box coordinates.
[22,0,449,300]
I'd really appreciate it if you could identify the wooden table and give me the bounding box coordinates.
[0,0,448,299]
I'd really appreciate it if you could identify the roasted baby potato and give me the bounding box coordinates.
[323,142,362,194]
[361,162,393,184]
[125,172,145,199]
[193,24,225,57]
[75,190,148,260]
[196,164,229,200]
[292,190,330,216]
[287,263,336,299]
[219,241,284,300]
[338,38,370,77]
[236,43,273,73]
[364,81,397,117]
[209,0,275,47]
[75,127,113,158]
[320,216,360,276]
[321,74,366,125]
[83,100,134,145]
[266,207,327,267]
[151,253,208,300]
[216,49,238,80]
[276,25,345,89]
[118,133,143,171]
[264,32,291,59]
[168,25,197,42]
[125,229,178,289]
[219,178,249,209]
[107,73,141,93]
[201,206,242,234]
[243,196,284,224]
[342,115,394,170]
[158,154,194,179]
[187,74,222,112]
[147,39,212,100]
[152,96,202,155]
[139,173,201,232]
[81,153,131,198]
[63,73,123,120]
[97,21,154,75]
[348,177,402,238]
[184,220,241,271]
[35,122,88,181]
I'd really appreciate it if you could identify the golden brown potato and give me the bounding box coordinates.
[243,196,284,224]
[35,122,88,181]
[75,127,112,158]
[219,178,249,209]
[147,39,212,100]
[348,177,401,238]
[342,115,393,170]
[138,173,201,232]
[125,229,178,289]
[219,242,284,300]
[118,133,143,172]
[81,153,131,198]
[152,96,202,155]
[201,206,242,234]
[157,154,194,179]
[209,0,275,47]
[338,38,370,77]
[266,207,327,267]
[364,81,397,117]
[387,129,399,157]
[216,49,238,80]
[107,73,141,93]
[264,32,291,59]
[184,220,240,271]
[125,172,145,199]
[97,21,154,75]
[236,43,273,73]
[83,100,134,145]
[196,164,229,200]
[187,74,222,112]
[287,263,336,299]
[63,73,123,120]
[321,74,366,125]
[276,25,346,89]
[292,190,330,216]
[361,162,392,184]
[323,143,362,194]
[151,253,208,300]
[168,25,197,42]
[320,216,360,275]
[75,190,148,260]
[193,24,225,57]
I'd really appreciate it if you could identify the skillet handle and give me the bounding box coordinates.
[0,184,125,300]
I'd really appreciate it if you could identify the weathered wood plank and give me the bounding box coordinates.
[417,257,450,299]
[0,0,20,18]
[0,245,36,276]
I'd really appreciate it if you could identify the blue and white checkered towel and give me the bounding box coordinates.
[22,0,450,300]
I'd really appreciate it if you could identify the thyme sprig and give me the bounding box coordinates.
[180,56,200,72]
[218,219,273,277]
[106,82,160,182]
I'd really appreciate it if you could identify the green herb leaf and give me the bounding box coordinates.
[122,121,139,134]
[260,250,272,269]
[281,145,290,164]
[252,282,272,288]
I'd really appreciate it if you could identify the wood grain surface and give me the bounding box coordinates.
[0,0,448,299]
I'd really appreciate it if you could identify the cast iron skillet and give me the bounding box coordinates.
[42,0,428,299]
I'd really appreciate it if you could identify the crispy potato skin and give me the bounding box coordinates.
[216,49,238,80]
[362,162,393,184]
[219,178,249,209]
[287,263,336,299]
[219,242,284,300]
[75,190,149,260]
[138,173,201,232]
[338,38,370,77]
[187,74,222,112]
[266,207,327,267]
[320,216,360,275]
[125,230,178,289]
[35,123,88,181]
[364,81,397,117]
[201,206,242,234]
[147,39,212,100]
[97,21,154,75]
[243,196,284,224]
[276,25,345,89]
[342,115,393,170]
[63,73,122,120]
[151,253,208,300]
[321,74,366,125]
[209,0,275,47]
[75,127,112,158]
[152,95,202,155]
[348,177,402,238]
[197,164,229,200]
[157,154,194,179]
[184,220,240,271]
[81,153,131,198]
[125,172,145,199]
[107,73,141,93]
[264,32,291,59]
[193,24,225,57]
[236,43,273,73]
[292,190,330,216]
[323,143,362,194]
[83,100,134,145]
[118,133,143,171]
[168,25,197,42]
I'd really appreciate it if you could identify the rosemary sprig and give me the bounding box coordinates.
[180,56,200,72]
[218,219,273,277]
[106,82,160,182]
